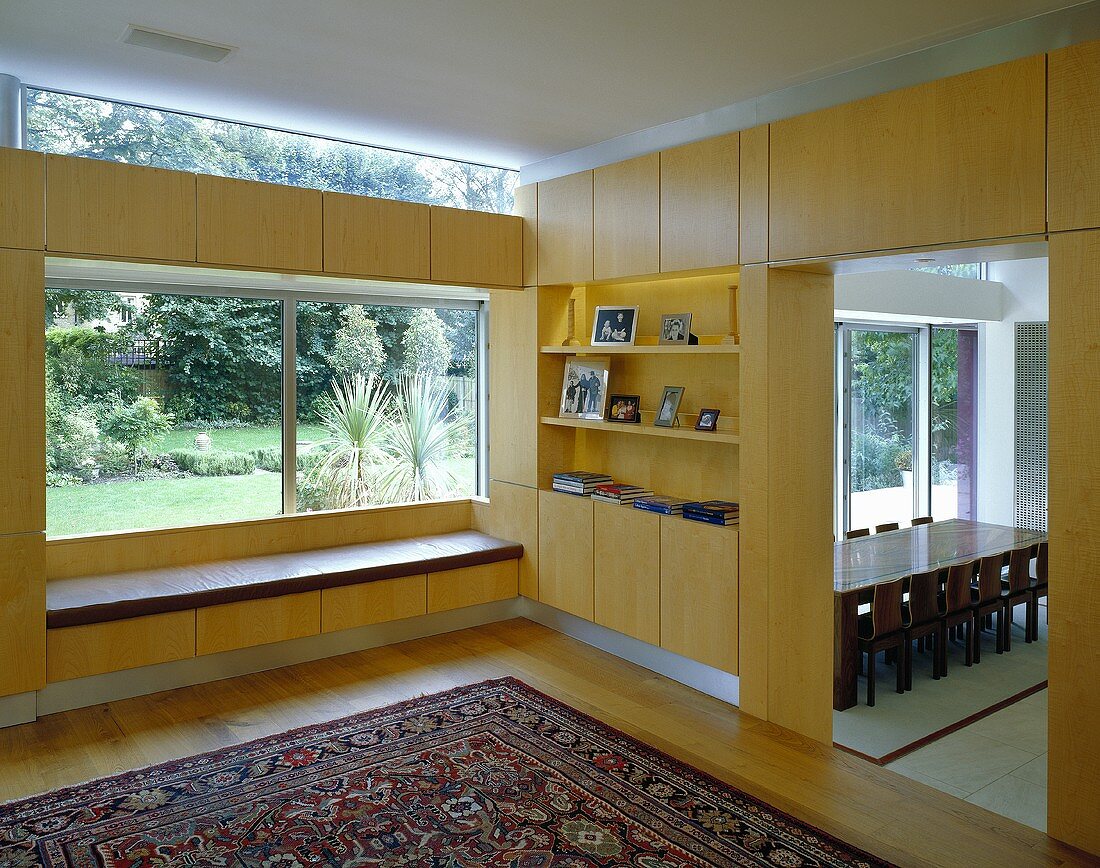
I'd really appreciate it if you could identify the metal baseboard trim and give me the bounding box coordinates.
[0,692,37,729]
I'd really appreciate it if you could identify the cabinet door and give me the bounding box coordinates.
[594,502,659,644]
[739,125,769,265]
[197,175,322,271]
[0,533,44,696]
[537,490,594,619]
[428,561,518,612]
[537,170,593,285]
[0,147,44,250]
[47,155,196,260]
[660,518,738,673]
[594,153,659,280]
[661,133,739,272]
[769,54,1046,260]
[323,193,430,279]
[1049,39,1100,232]
[513,183,538,287]
[46,610,194,683]
[196,591,321,654]
[322,575,427,633]
[430,206,522,287]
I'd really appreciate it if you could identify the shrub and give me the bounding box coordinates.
[45,327,142,408]
[167,449,257,477]
[251,447,282,472]
[103,397,174,473]
[46,383,102,480]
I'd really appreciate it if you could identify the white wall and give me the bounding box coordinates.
[977,258,1048,525]
[834,269,1004,323]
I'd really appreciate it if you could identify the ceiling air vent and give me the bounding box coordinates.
[122,26,235,63]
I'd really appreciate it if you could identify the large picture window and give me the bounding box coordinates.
[45,284,483,537]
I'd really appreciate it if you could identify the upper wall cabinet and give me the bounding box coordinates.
[0,148,44,250]
[513,183,538,287]
[430,206,522,287]
[594,153,659,280]
[197,175,322,272]
[739,125,770,264]
[1049,39,1100,232]
[537,170,593,285]
[769,55,1046,261]
[46,155,196,261]
[661,132,739,272]
[323,193,430,280]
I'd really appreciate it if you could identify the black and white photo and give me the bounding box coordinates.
[654,386,685,427]
[559,357,611,420]
[659,313,692,345]
[591,306,639,345]
[694,408,720,431]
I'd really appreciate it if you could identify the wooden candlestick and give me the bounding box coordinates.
[721,284,740,345]
[563,296,582,346]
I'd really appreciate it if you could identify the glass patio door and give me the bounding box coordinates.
[839,325,920,534]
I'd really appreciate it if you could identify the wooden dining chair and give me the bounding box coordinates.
[857,578,906,706]
[911,516,933,526]
[846,528,870,539]
[941,559,976,674]
[902,568,945,689]
[1028,541,1048,642]
[1001,546,1035,651]
[875,522,900,533]
[972,553,1009,662]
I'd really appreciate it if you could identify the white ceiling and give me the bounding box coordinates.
[0,0,1084,168]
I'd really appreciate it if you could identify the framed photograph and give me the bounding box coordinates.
[659,313,692,345]
[559,356,610,420]
[591,306,639,345]
[607,394,641,423]
[654,386,685,428]
[694,408,721,431]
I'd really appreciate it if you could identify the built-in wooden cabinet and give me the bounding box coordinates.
[46,610,193,683]
[0,147,44,250]
[660,519,738,674]
[321,575,427,633]
[430,206,522,287]
[428,560,518,612]
[769,54,1047,261]
[46,155,196,261]
[513,183,538,287]
[593,502,660,645]
[196,591,321,654]
[594,153,660,280]
[738,125,769,264]
[0,533,45,695]
[0,249,45,538]
[537,170,593,285]
[537,490,594,619]
[1049,39,1100,232]
[323,193,430,279]
[197,175,322,272]
[661,132,739,272]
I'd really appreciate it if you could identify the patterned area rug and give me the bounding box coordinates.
[0,678,892,867]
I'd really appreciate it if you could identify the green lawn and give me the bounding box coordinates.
[159,425,327,453]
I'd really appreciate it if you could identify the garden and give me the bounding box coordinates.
[46,292,477,537]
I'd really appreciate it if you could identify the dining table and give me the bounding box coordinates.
[833,518,1048,711]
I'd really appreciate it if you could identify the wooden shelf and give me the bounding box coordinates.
[541,416,740,444]
[541,342,739,355]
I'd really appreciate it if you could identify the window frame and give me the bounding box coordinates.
[45,274,488,535]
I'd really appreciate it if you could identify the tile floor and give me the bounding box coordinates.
[885,689,1048,831]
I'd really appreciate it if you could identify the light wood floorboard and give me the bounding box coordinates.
[0,619,1090,866]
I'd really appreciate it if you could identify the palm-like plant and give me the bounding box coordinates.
[304,374,389,509]
[375,375,469,504]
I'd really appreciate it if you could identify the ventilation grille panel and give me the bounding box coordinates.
[1015,322,1047,532]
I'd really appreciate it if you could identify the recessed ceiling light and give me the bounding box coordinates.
[122,25,235,63]
[914,257,936,264]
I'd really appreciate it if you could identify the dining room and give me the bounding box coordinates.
[830,252,1051,831]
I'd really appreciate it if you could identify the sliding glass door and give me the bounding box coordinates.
[931,326,979,520]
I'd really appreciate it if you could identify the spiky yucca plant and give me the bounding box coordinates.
[375,375,469,504]
[304,374,389,509]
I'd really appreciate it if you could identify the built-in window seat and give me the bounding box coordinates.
[44,530,522,683]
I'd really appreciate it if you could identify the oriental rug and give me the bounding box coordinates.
[0,677,892,867]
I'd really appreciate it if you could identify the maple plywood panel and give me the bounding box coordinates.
[322,193,429,279]
[739,126,769,265]
[0,533,46,696]
[593,153,660,280]
[430,206,522,288]
[196,592,321,655]
[770,55,1046,260]
[537,490,593,620]
[428,560,518,612]
[472,481,539,599]
[489,286,539,487]
[1048,40,1100,232]
[46,610,194,683]
[47,155,195,261]
[661,132,739,272]
[593,501,660,644]
[0,147,44,250]
[537,171,593,285]
[321,575,427,633]
[513,183,538,287]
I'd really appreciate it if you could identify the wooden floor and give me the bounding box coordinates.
[0,618,1091,867]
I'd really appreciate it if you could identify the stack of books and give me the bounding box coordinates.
[591,483,654,505]
[633,495,691,515]
[552,471,613,496]
[682,500,740,526]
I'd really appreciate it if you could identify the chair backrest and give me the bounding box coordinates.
[870,579,905,637]
[907,569,943,625]
[846,528,870,539]
[1035,541,1048,583]
[945,559,977,614]
[876,522,900,533]
[912,516,933,526]
[1007,547,1032,592]
[976,553,1007,603]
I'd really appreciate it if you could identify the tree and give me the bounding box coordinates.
[401,309,453,377]
[102,397,174,473]
[330,306,385,379]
